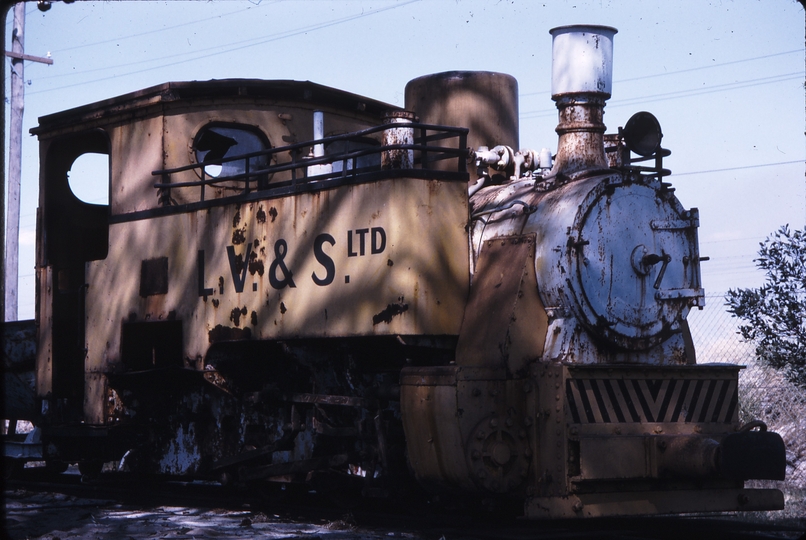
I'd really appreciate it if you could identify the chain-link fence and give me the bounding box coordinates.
[687,293,806,493]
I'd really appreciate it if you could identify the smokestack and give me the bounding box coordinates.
[548,25,617,179]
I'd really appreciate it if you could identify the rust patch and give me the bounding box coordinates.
[256,206,267,224]
[232,228,246,245]
[218,276,225,294]
[280,302,287,314]
[233,209,241,228]
[248,251,265,276]
[230,306,248,326]
[212,298,220,308]
[251,311,258,326]
[269,207,278,223]
[387,259,394,267]
[232,253,245,275]
[253,239,259,248]
[372,303,408,325]
[208,325,252,343]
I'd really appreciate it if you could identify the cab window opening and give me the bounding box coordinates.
[194,124,271,180]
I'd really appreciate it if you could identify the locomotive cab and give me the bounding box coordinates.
[31,79,470,474]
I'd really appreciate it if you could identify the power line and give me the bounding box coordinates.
[28,0,420,95]
[700,237,767,244]
[520,72,803,119]
[674,160,802,177]
[55,1,286,54]
[519,49,802,98]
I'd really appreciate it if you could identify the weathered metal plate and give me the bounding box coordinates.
[456,235,546,373]
[85,176,469,369]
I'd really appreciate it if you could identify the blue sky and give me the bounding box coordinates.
[4,0,805,320]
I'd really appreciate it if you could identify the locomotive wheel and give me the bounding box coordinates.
[465,415,531,494]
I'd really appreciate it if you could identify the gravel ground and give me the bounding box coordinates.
[5,483,805,540]
[3,488,427,540]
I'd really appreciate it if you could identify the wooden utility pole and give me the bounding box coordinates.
[5,2,26,322]
[4,3,52,322]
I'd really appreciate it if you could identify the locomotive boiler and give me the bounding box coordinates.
[9,25,786,518]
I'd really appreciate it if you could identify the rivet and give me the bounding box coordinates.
[506,418,514,427]
[490,419,499,428]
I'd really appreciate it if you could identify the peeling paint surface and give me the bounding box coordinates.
[158,424,203,475]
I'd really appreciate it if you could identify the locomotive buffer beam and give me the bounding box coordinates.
[238,452,358,482]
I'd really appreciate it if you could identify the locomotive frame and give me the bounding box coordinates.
[3,25,788,519]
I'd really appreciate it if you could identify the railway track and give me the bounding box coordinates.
[4,467,805,540]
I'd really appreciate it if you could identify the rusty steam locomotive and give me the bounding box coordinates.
[4,25,787,518]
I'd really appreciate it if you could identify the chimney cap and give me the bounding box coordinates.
[550,25,618,98]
